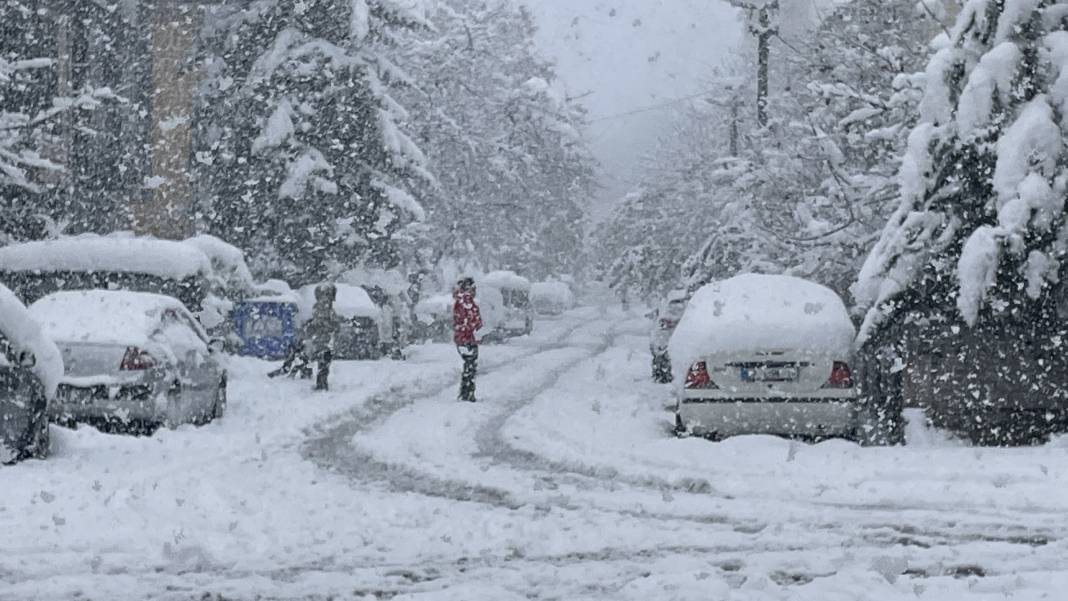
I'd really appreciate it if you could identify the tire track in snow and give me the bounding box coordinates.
[302,316,597,508]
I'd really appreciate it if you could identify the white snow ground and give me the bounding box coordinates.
[2,306,1068,600]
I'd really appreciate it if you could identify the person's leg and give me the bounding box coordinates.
[458,346,472,400]
[315,350,332,391]
[459,344,478,401]
[469,345,478,400]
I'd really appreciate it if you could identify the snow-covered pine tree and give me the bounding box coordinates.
[0,3,119,243]
[399,0,594,279]
[194,0,430,282]
[854,0,1068,443]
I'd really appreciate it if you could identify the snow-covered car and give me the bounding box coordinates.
[341,268,415,354]
[414,293,454,343]
[28,290,227,433]
[0,234,214,313]
[298,283,384,360]
[0,285,63,463]
[669,274,875,442]
[482,271,533,338]
[182,234,257,341]
[531,281,576,315]
[650,289,689,383]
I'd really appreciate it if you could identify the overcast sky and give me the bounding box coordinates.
[523,0,745,218]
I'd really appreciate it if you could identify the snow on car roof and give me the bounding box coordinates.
[531,281,574,302]
[415,293,453,316]
[340,267,409,296]
[28,289,186,346]
[183,234,255,293]
[668,274,855,378]
[0,284,63,399]
[0,234,213,280]
[482,270,531,291]
[297,283,381,320]
[246,279,301,304]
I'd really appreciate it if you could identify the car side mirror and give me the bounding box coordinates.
[208,339,225,355]
[18,350,36,368]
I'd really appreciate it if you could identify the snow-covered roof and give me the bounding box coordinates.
[481,270,531,291]
[668,274,855,380]
[28,289,186,347]
[0,284,63,399]
[183,234,255,293]
[297,284,381,321]
[0,234,212,280]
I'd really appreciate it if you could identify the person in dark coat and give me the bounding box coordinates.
[305,283,341,391]
[453,277,483,402]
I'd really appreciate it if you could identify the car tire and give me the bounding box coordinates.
[212,376,227,421]
[652,354,673,383]
[33,410,50,459]
[673,413,688,438]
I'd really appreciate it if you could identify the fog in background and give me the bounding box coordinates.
[524,0,744,220]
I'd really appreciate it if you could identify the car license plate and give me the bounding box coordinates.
[57,387,97,405]
[740,366,799,382]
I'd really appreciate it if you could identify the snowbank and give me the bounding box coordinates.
[0,284,62,398]
[0,234,212,280]
[530,281,574,315]
[668,274,855,380]
[28,290,185,347]
[481,270,530,291]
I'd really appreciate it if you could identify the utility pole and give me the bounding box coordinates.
[729,0,778,128]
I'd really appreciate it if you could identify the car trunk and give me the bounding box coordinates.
[703,349,836,397]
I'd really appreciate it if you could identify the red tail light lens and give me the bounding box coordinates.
[120,347,157,371]
[685,361,717,389]
[823,361,854,388]
[658,318,677,330]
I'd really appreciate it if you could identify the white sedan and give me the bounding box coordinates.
[669,274,886,443]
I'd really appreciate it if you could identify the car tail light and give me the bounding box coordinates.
[120,347,157,371]
[658,318,677,330]
[685,361,717,389]
[823,361,854,388]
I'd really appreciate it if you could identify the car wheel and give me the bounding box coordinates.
[212,376,227,420]
[34,411,50,459]
[673,413,688,438]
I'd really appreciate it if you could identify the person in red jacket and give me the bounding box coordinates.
[453,277,483,402]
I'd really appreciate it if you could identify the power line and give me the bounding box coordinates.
[589,88,723,123]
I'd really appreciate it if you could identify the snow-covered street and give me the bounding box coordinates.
[2,307,1067,600]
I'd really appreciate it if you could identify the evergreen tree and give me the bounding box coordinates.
[854,0,1068,442]
[0,2,120,242]
[194,0,430,282]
